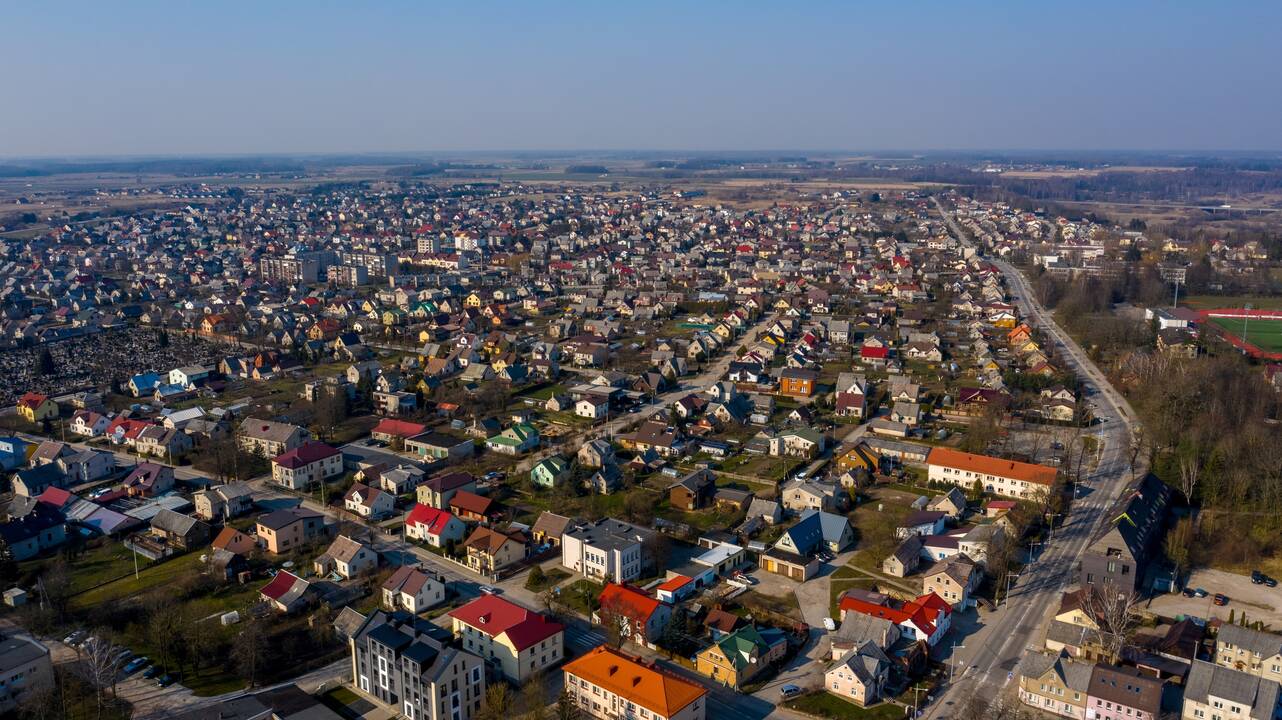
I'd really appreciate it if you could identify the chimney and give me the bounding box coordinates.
[608,664,619,676]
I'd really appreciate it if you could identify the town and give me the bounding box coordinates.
[0,163,1271,720]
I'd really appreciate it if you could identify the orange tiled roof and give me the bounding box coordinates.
[562,645,705,716]
[926,447,1057,486]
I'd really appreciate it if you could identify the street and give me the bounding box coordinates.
[923,198,1144,717]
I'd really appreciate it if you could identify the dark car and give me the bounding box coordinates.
[1214,594,1230,606]
[156,674,176,688]
[1267,577,1278,588]
[1252,570,1266,584]
[1181,587,1197,597]
[143,666,162,679]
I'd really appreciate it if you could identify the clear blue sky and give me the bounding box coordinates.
[4,1,1281,156]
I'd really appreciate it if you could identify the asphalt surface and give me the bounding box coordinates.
[923,198,1143,717]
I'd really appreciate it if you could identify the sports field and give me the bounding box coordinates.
[1207,315,1282,353]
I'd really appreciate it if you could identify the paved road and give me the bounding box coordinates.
[923,198,1143,717]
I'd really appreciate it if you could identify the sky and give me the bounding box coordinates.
[3,1,1281,156]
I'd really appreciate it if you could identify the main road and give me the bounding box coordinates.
[923,197,1143,717]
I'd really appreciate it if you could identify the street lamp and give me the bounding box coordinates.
[1244,304,1253,349]
[1003,571,1021,607]
[948,643,967,686]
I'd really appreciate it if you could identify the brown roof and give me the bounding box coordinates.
[1088,665,1162,714]
[464,526,526,555]
[212,527,257,555]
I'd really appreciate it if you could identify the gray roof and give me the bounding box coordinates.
[1185,659,1282,718]
[829,641,890,684]
[1217,624,1282,659]
[1017,652,1093,693]
[150,508,205,536]
[0,633,49,673]
[831,612,898,650]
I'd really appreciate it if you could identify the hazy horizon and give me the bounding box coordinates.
[5,1,1281,156]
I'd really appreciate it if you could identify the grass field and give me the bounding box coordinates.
[1207,315,1282,352]
[1183,295,1282,311]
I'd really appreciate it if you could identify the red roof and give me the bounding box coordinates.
[37,486,74,509]
[656,575,693,593]
[447,594,563,651]
[860,346,889,359]
[260,570,303,601]
[273,441,340,469]
[17,392,49,410]
[840,591,951,638]
[598,583,664,624]
[405,504,458,535]
[449,490,495,516]
[372,419,428,439]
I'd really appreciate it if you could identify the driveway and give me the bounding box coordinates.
[1148,568,1282,626]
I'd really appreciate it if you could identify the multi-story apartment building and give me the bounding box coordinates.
[447,594,564,683]
[1183,660,1282,720]
[327,264,369,286]
[0,631,53,713]
[1216,625,1282,683]
[1079,474,1170,594]
[259,251,332,284]
[563,645,706,720]
[340,251,395,278]
[561,518,653,582]
[926,447,1057,500]
[1017,652,1093,719]
[351,610,485,720]
[271,440,343,490]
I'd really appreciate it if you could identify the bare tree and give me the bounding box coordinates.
[1081,588,1140,663]
[1178,450,1202,503]
[76,634,126,720]
[232,615,268,687]
[595,593,631,648]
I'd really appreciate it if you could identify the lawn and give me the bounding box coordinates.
[1182,295,1282,311]
[525,567,571,592]
[70,551,209,610]
[784,691,906,720]
[1207,315,1282,353]
[560,579,604,617]
[20,541,140,595]
[718,454,799,483]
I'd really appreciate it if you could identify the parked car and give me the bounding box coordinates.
[143,666,162,679]
[479,585,501,595]
[1267,577,1278,588]
[781,684,803,699]
[1193,588,1208,598]
[63,630,86,645]
[156,674,176,688]
[1252,570,1266,584]
[1181,587,1196,598]
[123,657,149,675]
[1214,594,1230,606]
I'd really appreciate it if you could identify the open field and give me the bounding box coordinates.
[1207,315,1282,353]
[999,165,1188,179]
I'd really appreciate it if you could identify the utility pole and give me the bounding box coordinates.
[1244,304,1253,348]
[949,643,967,686]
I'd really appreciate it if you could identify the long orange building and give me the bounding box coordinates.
[562,645,707,720]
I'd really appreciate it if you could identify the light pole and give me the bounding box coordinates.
[1244,304,1253,349]
[1003,571,1021,607]
[948,643,967,686]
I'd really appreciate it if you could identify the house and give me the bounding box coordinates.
[1214,624,1282,683]
[778,368,817,398]
[897,511,947,539]
[238,418,309,457]
[668,469,715,510]
[927,447,1057,500]
[813,509,856,552]
[16,392,58,423]
[404,431,473,462]
[55,449,116,486]
[377,465,425,495]
[370,418,428,444]
[122,462,175,497]
[926,487,968,519]
[746,497,783,525]
[696,625,787,689]
[0,631,54,713]
[449,490,500,524]
[882,535,923,577]
[1086,665,1162,720]
[382,565,446,614]
[417,471,477,509]
[271,441,343,490]
[0,503,66,560]
[1183,659,1282,720]
[761,511,824,581]
[770,428,826,458]
[839,592,953,646]
[405,504,467,547]
[780,479,835,513]
[193,482,255,521]
[922,558,980,609]
[212,526,257,556]
[620,420,684,457]
[485,423,539,455]
[349,610,486,720]
[0,436,31,471]
[596,583,672,647]
[463,526,527,575]
[530,456,572,488]
[255,507,327,554]
[577,439,615,468]
[448,594,565,683]
[1017,652,1094,720]
[128,372,162,397]
[149,508,210,550]
[12,463,65,498]
[344,483,395,519]
[260,570,313,613]
[575,396,610,421]
[69,410,110,438]
[528,507,574,545]
[562,645,706,720]
[562,519,654,582]
[826,642,892,708]
[314,534,378,580]
[1080,474,1170,595]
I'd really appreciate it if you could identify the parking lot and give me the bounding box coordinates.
[1148,568,1282,626]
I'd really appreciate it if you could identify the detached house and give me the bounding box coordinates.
[405,504,467,547]
[344,483,395,519]
[271,441,343,490]
[382,565,446,614]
